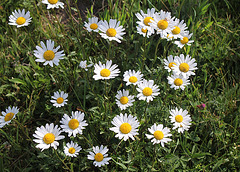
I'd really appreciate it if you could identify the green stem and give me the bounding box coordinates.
[55,149,72,172]
[107,41,112,60]
[153,37,162,65]
[141,36,147,72]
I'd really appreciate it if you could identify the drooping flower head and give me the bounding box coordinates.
[164,55,177,72]
[8,9,32,28]
[79,60,93,71]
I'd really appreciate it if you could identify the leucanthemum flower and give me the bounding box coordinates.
[123,70,143,86]
[99,19,125,43]
[110,113,140,141]
[60,111,88,137]
[93,60,120,80]
[0,106,19,128]
[145,123,172,146]
[136,25,154,38]
[164,55,177,72]
[169,107,192,133]
[167,18,188,39]
[8,9,32,28]
[115,89,135,110]
[135,8,156,31]
[87,145,111,167]
[174,31,194,48]
[136,80,160,103]
[50,91,68,108]
[150,10,175,38]
[33,123,65,151]
[167,73,190,90]
[34,39,65,67]
[42,0,64,9]
[64,141,82,157]
[84,17,102,32]
[79,60,93,71]
[172,54,198,78]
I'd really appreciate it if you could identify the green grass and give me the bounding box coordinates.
[0,0,239,171]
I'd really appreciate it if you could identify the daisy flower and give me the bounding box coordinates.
[110,113,140,141]
[167,18,188,39]
[135,8,156,31]
[145,123,172,146]
[174,31,194,48]
[123,70,143,86]
[87,145,111,167]
[164,55,177,72]
[60,111,88,137]
[50,91,68,108]
[0,106,19,128]
[79,60,93,71]
[172,54,198,78]
[150,10,175,37]
[33,123,65,151]
[99,19,125,43]
[167,73,190,90]
[8,9,32,28]
[136,80,160,103]
[93,60,120,80]
[64,141,82,157]
[115,89,135,110]
[42,0,64,9]
[169,107,192,133]
[84,17,102,32]
[34,39,65,67]
[136,25,154,38]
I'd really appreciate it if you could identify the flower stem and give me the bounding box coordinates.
[55,149,72,172]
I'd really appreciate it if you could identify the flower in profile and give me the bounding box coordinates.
[87,145,111,167]
[60,111,88,137]
[174,31,194,48]
[167,18,188,39]
[110,113,140,141]
[64,141,82,157]
[167,73,190,90]
[84,17,102,32]
[136,80,160,102]
[33,123,65,151]
[115,89,135,110]
[8,9,32,28]
[34,39,65,67]
[123,70,143,86]
[145,123,172,146]
[0,106,19,128]
[169,107,192,133]
[99,19,125,43]
[79,60,93,71]
[42,0,64,9]
[172,54,198,78]
[135,8,156,31]
[136,25,154,38]
[50,91,68,108]
[164,55,177,72]
[93,60,120,80]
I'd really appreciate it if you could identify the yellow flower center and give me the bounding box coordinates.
[157,20,168,30]
[129,76,138,83]
[106,28,117,37]
[142,87,153,96]
[120,96,129,104]
[90,23,98,30]
[94,153,104,162]
[120,123,132,134]
[174,78,183,86]
[153,130,164,140]
[68,147,76,154]
[175,115,183,123]
[172,26,181,34]
[56,97,64,104]
[68,119,79,130]
[168,62,176,69]
[16,17,26,25]
[143,17,154,26]
[180,37,189,44]
[43,133,55,144]
[179,63,190,72]
[141,28,147,33]
[100,68,111,77]
[48,0,58,4]
[4,112,14,122]
[43,50,55,61]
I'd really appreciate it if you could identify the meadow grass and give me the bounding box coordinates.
[0,0,239,171]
